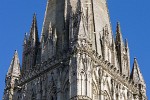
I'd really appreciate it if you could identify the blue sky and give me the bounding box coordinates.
[0,0,150,99]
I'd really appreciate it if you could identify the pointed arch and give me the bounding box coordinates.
[78,69,87,95]
[103,90,111,100]
[92,81,99,100]
[93,69,99,86]
[106,80,112,97]
[101,75,112,100]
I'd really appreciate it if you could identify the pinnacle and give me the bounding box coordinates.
[130,58,145,86]
[33,13,37,20]
[134,57,137,59]
[29,13,39,47]
[23,33,28,45]
[115,22,124,45]
[7,50,20,77]
[117,21,120,25]
[116,22,121,33]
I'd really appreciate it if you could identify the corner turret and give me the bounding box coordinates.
[130,58,147,99]
[3,50,21,100]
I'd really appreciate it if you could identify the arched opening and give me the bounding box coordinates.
[92,82,98,100]
[103,91,111,100]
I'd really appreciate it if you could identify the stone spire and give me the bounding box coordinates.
[130,58,147,98]
[130,58,145,86]
[29,13,39,47]
[4,50,21,100]
[41,0,65,54]
[22,14,40,72]
[41,0,113,55]
[115,22,130,77]
[92,0,113,39]
[7,50,21,77]
[115,22,124,46]
[111,36,118,70]
[125,39,130,76]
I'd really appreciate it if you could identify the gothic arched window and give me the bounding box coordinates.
[92,82,98,100]
[103,91,111,100]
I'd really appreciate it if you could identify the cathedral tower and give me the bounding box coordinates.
[41,0,113,60]
[3,0,147,100]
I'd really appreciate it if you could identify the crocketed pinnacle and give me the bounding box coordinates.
[130,58,145,86]
[115,22,124,46]
[29,13,39,47]
[7,50,21,77]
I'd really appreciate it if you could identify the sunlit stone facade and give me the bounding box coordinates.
[3,0,147,100]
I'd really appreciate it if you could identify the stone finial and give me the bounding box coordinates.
[23,33,28,46]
